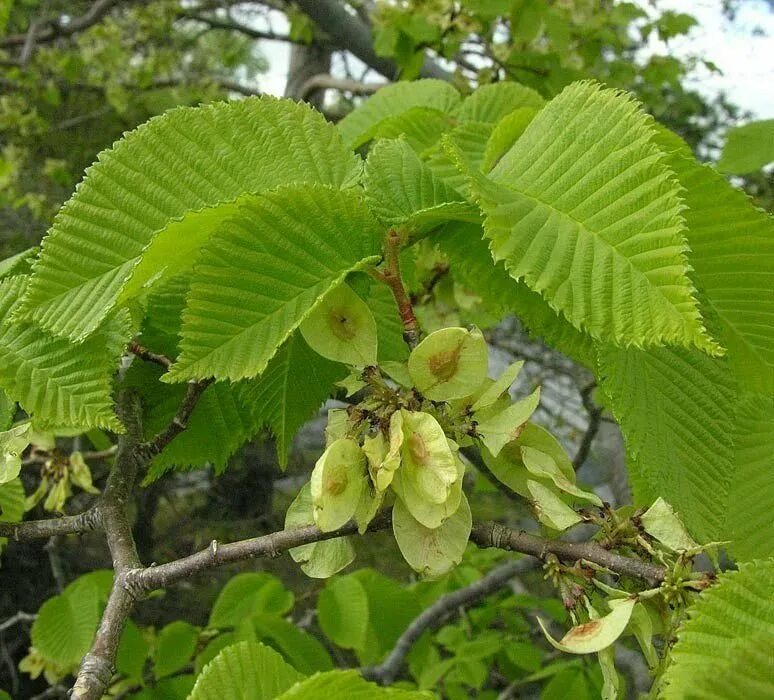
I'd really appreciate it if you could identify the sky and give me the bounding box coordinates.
[251,1,773,120]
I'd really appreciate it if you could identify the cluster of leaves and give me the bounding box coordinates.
[1,69,772,697]
[369,0,739,151]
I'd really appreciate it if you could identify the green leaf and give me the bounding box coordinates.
[425,123,492,196]
[0,247,38,280]
[369,107,456,153]
[482,108,539,171]
[20,97,361,341]
[717,119,774,174]
[468,80,718,353]
[240,333,346,468]
[0,276,129,432]
[167,185,382,382]
[337,80,460,149]
[366,282,409,363]
[434,222,596,368]
[452,82,544,124]
[393,492,472,577]
[274,670,433,698]
[189,641,304,700]
[249,614,333,675]
[317,574,370,651]
[285,483,356,579]
[31,577,102,668]
[0,391,14,431]
[209,573,294,629]
[527,480,582,531]
[300,283,378,366]
[133,676,195,700]
[597,345,737,542]
[726,393,774,561]
[351,569,423,665]
[655,139,774,393]
[153,621,199,679]
[129,363,262,480]
[662,558,774,700]
[0,478,25,551]
[116,619,149,682]
[364,137,476,231]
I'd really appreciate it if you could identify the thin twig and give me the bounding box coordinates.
[573,382,603,469]
[362,557,536,684]
[128,340,171,370]
[375,230,421,349]
[0,508,101,541]
[0,612,36,632]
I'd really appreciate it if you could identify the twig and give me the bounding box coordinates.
[297,73,385,101]
[1,0,124,49]
[374,230,421,349]
[0,612,36,632]
[573,382,602,469]
[128,340,171,370]
[362,557,536,684]
[470,521,666,586]
[139,379,213,458]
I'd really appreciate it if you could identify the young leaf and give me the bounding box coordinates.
[0,276,130,432]
[521,446,601,506]
[452,81,544,124]
[363,138,475,231]
[482,108,539,171]
[311,439,368,532]
[274,669,432,698]
[393,492,472,577]
[476,387,541,457]
[467,80,718,354]
[208,573,294,629]
[19,97,361,341]
[407,327,488,401]
[717,119,774,174]
[153,621,199,679]
[538,598,636,654]
[317,575,370,651]
[285,484,355,579]
[189,641,304,700]
[300,283,378,367]
[167,186,382,383]
[337,79,460,148]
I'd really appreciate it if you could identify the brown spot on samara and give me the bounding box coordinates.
[408,432,430,466]
[427,342,463,381]
[563,619,602,642]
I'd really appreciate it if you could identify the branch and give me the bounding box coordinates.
[363,557,536,684]
[0,508,101,541]
[0,612,36,632]
[71,393,144,700]
[130,511,392,592]
[293,0,451,81]
[470,521,666,586]
[128,340,171,370]
[0,0,125,49]
[178,11,296,43]
[297,73,385,101]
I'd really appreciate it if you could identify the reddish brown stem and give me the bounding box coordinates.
[378,229,421,349]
